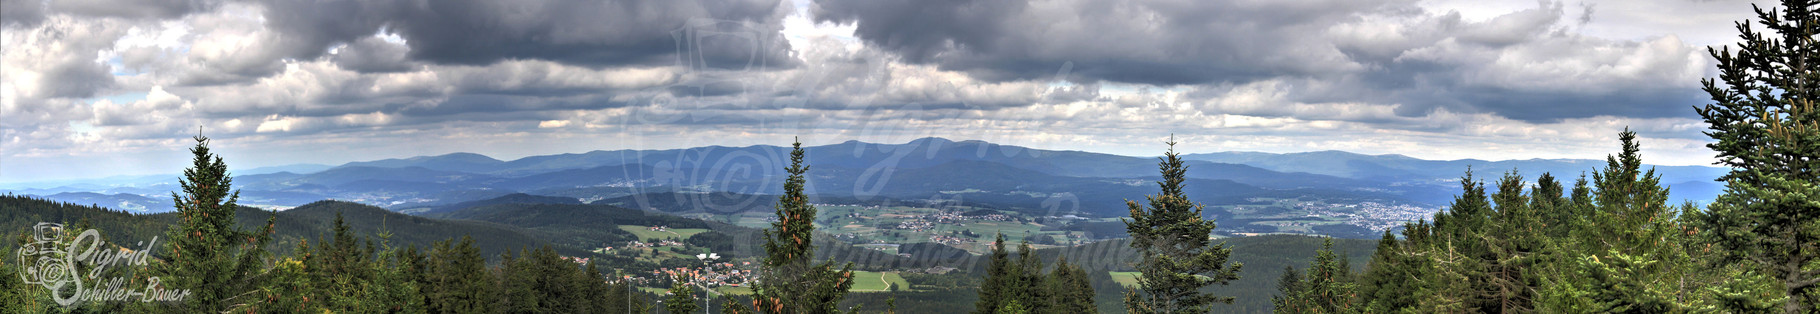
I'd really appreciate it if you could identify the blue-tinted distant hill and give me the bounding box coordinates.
[337,153,507,173]
[1181,150,1729,204]
[403,193,581,216]
[10,137,1726,216]
[30,192,174,213]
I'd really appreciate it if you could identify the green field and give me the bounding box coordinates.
[1109,271,1140,288]
[619,225,709,241]
[713,286,753,295]
[649,271,906,296]
[850,271,910,292]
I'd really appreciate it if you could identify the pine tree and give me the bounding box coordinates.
[1123,137,1243,313]
[428,236,495,313]
[155,135,276,313]
[668,273,700,314]
[741,138,855,314]
[1696,0,1820,311]
[1274,239,1358,314]
[1,245,33,313]
[1483,171,1544,313]
[1424,170,1498,312]
[371,229,425,313]
[1535,131,1704,312]
[1047,257,1098,314]
[526,245,583,313]
[1272,266,1305,312]
[1011,241,1048,313]
[578,261,610,312]
[1355,230,1420,312]
[975,234,1011,314]
[498,250,540,312]
[312,212,375,311]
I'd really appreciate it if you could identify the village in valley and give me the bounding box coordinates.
[576,195,1441,297]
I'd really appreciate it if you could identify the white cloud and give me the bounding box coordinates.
[0,0,1747,182]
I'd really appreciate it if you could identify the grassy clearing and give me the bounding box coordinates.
[619,225,710,241]
[850,271,910,292]
[1109,271,1141,288]
[713,286,753,295]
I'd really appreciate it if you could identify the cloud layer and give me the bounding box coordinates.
[0,0,1754,182]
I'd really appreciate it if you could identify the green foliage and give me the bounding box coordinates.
[1696,2,1820,310]
[1534,131,1706,312]
[1123,138,1243,313]
[1046,257,1098,314]
[976,234,1012,314]
[974,236,1098,314]
[1355,231,1420,312]
[154,135,277,313]
[741,139,856,314]
[1358,132,1725,313]
[668,273,700,314]
[1273,239,1357,314]
[426,236,496,313]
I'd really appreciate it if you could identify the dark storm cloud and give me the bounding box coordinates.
[50,0,217,20]
[811,0,1027,63]
[394,94,630,117]
[260,0,798,70]
[330,37,415,73]
[0,0,46,27]
[815,0,1711,123]
[814,0,1398,85]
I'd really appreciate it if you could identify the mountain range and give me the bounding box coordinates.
[6,138,1728,220]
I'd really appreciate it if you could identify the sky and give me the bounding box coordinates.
[0,0,1778,183]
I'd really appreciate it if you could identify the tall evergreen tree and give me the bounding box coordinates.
[1696,0,1820,311]
[668,273,700,314]
[1271,266,1305,312]
[741,138,855,314]
[156,135,275,313]
[1483,171,1545,313]
[498,250,540,313]
[975,234,1012,314]
[1274,239,1357,314]
[1123,137,1243,313]
[428,236,496,313]
[1356,230,1420,312]
[1536,131,1704,312]
[1046,257,1098,314]
[1011,240,1049,313]
[976,235,1097,314]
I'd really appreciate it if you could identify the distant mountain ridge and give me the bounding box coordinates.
[1180,150,1728,203]
[3,137,1730,217]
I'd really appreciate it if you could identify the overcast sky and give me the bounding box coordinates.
[0,0,1776,183]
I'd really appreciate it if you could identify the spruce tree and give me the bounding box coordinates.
[977,235,1097,314]
[1483,171,1544,313]
[156,135,276,312]
[1011,241,1048,313]
[742,138,855,314]
[1696,0,1820,311]
[668,273,700,314]
[1047,257,1098,314]
[1533,131,1704,312]
[975,234,1011,314]
[498,250,540,312]
[1274,239,1357,314]
[1123,137,1242,313]
[1356,230,1420,312]
[428,236,495,313]
[1272,266,1305,312]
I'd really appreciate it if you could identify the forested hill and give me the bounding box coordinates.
[0,195,543,259]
